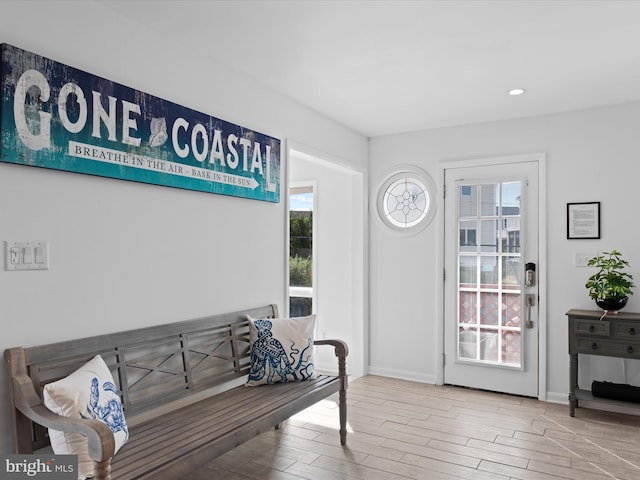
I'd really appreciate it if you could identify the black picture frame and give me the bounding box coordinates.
[567,202,600,239]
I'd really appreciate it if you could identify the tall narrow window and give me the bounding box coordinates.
[289,186,314,316]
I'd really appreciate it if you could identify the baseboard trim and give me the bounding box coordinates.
[545,391,569,405]
[367,366,436,384]
[366,367,568,405]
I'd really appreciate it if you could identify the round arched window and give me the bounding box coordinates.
[376,167,436,233]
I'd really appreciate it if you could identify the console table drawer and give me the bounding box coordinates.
[575,319,610,336]
[575,337,640,358]
[612,322,640,339]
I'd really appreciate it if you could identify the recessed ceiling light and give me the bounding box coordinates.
[508,88,526,96]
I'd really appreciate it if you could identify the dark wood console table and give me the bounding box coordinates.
[567,309,640,416]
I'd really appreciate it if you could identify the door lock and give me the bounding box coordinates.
[525,263,536,287]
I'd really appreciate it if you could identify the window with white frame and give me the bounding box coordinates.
[289,186,314,316]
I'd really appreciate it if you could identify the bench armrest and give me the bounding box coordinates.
[314,339,348,359]
[314,339,349,389]
[12,374,116,461]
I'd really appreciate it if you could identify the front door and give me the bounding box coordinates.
[443,159,539,397]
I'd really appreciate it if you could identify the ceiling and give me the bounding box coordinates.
[98,0,640,138]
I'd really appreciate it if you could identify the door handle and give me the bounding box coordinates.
[525,294,536,328]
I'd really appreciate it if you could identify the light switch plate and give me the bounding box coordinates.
[4,241,49,270]
[574,252,597,268]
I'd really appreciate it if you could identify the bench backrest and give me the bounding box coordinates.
[5,304,277,452]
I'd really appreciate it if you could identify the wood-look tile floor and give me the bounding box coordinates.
[185,375,640,479]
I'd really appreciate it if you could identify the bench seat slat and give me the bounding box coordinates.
[129,374,337,439]
[118,376,338,456]
[112,376,340,479]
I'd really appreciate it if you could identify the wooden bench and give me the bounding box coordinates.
[4,305,348,480]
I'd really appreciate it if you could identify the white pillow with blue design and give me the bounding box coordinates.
[246,314,316,386]
[43,354,129,480]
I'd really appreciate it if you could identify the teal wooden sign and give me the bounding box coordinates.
[0,44,280,202]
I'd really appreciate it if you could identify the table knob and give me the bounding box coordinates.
[591,342,598,350]
[629,346,635,354]
[589,325,595,333]
[630,328,636,335]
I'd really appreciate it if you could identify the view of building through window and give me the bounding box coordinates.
[289,187,313,316]
[458,181,523,367]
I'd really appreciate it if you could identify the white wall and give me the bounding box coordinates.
[0,1,367,454]
[289,150,366,377]
[369,101,640,400]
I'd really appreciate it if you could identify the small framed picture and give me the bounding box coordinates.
[567,202,600,239]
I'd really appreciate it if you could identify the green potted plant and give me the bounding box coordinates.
[585,250,635,311]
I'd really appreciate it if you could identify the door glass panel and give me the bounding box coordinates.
[479,328,499,362]
[503,292,521,327]
[480,219,498,252]
[480,184,497,216]
[459,185,477,217]
[502,256,521,289]
[501,182,521,216]
[480,256,498,286]
[456,180,522,367]
[459,291,477,324]
[459,220,477,253]
[459,327,477,359]
[459,256,477,287]
[480,292,499,326]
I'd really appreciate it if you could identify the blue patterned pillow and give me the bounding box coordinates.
[246,315,316,386]
[43,355,128,480]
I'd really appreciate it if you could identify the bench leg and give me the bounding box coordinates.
[93,459,111,480]
[274,422,282,430]
[338,354,348,446]
[339,387,347,446]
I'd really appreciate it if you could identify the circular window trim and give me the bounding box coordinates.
[376,166,437,234]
